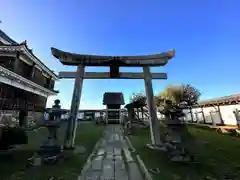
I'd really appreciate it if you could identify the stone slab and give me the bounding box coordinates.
[114,156,125,170]
[83,170,101,180]
[114,148,122,156]
[128,163,144,180]
[97,148,105,156]
[115,170,129,180]
[91,155,104,170]
[100,159,115,180]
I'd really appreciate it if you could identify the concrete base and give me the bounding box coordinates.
[146,144,167,151]
[63,145,86,154]
[170,155,193,163]
[73,146,87,154]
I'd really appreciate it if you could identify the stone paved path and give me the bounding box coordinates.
[78,125,144,180]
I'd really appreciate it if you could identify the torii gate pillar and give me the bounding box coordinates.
[64,64,85,148]
[143,66,162,146]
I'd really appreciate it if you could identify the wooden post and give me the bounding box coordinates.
[31,63,36,78]
[143,66,162,146]
[13,52,20,73]
[64,64,85,148]
[106,106,108,124]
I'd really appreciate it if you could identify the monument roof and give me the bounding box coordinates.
[51,47,175,66]
[103,92,125,105]
[125,98,146,109]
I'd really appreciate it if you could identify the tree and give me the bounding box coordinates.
[182,84,201,107]
[129,91,146,104]
[156,84,201,107]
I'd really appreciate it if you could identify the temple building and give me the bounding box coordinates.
[0,29,58,124]
[103,92,125,123]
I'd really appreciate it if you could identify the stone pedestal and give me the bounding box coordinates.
[164,119,193,162]
[28,121,63,166]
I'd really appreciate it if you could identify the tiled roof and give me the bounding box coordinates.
[197,94,240,106]
[0,29,58,79]
[0,29,18,45]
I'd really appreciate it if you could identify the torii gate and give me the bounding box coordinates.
[51,47,175,148]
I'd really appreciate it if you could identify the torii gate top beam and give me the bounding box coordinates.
[51,47,175,66]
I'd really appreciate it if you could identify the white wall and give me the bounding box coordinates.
[184,104,239,125]
[202,107,216,124]
[219,104,240,125]
[183,109,191,122]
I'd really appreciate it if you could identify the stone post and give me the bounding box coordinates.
[127,107,133,133]
[136,108,140,119]
[64,65,85,148]
[210,111,216,127]
[201,107,206,124]
[217,105,224,125]
[189,108,194,122]
[195,112,200,123]
[143,66,162,146]
[233,109,240,128]
[141,107,144,121]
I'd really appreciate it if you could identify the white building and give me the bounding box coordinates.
[184,94,240,125]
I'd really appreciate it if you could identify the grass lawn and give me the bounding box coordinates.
[0,121,104,180]
[130,126,240,180]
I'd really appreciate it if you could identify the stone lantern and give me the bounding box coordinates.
[28,99,64,166]
[160,100,193,162]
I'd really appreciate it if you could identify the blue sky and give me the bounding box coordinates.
[0,0,239,109]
